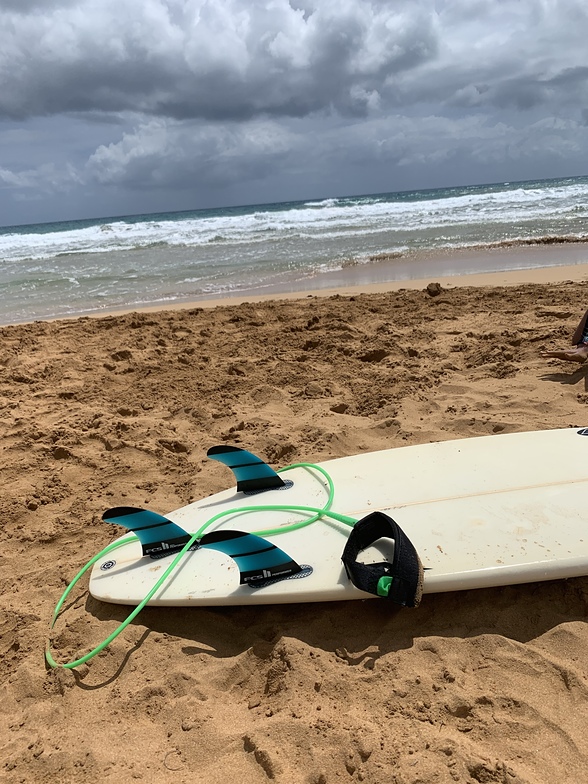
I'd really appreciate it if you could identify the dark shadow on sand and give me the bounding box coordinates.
[540,364,588,389]
[80,575,588,684]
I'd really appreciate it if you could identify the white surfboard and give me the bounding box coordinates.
[89,428,588,607]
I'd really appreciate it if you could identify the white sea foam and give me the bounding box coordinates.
[1,176,587,324]
[0,179,586,264]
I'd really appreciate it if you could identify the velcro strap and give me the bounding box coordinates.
[341,511,423,607]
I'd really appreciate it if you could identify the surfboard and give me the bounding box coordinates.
[88,428,588,607]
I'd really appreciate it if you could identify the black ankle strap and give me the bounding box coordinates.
[341,512,423,607]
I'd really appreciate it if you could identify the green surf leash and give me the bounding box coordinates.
[46,461,357,670]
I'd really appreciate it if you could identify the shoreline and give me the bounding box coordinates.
[191,257,588,310]
[17,243,588,327]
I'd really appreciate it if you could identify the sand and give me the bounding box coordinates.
[3,265,588,783]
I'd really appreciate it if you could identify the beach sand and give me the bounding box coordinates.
[3,263,588,783]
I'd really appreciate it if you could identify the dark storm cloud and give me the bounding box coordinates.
[1,0,588,224]
[0,0,77,10]
[0,0,438,121]
[2,0,587,124]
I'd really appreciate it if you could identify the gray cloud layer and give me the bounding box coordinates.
[1,0,587,223]
[1,1,440,120]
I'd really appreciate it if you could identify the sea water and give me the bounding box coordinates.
[0,175,587,324]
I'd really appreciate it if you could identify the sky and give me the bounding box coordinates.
[1,0,588,227]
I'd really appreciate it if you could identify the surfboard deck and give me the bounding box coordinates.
[89,428,588,606]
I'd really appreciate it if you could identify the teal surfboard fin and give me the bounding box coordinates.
[199,529,302,584]
[102,507,193,559]
[207,445,292,494]
[102,507,302,584]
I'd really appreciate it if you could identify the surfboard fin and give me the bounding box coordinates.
[207,445,289,494]
[341,511,424,608]
[199,530,302,585]
[103,506,302,585]
[102,507,193,558]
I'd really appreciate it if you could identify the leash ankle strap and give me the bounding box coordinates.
[341,511,424,607]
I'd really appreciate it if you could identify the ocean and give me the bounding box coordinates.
[1,175,587,325]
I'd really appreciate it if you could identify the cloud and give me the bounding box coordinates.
[3,1,587,127]
[0,161,81,194]
[85,118,299,188]
[383,0,588,113]
[1,0,588,224]
[82,111,588,195]
[0,0,77,10]
[0,0,439,121]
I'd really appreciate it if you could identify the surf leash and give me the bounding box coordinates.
[46,461,357,670]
